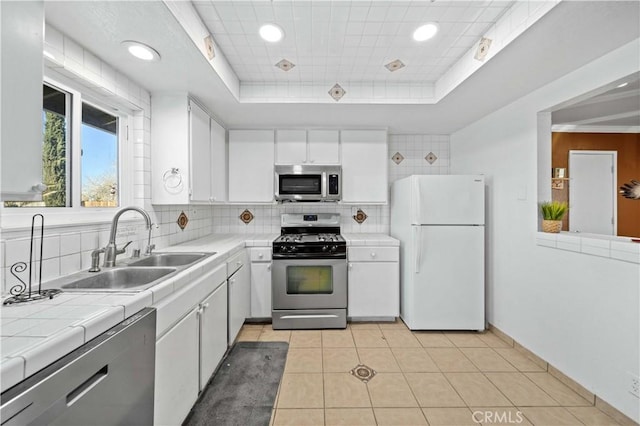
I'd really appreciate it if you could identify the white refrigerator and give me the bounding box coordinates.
[390,175,485,331]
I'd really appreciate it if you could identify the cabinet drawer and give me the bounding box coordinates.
[227,250,247,276]
[348,247,399,262]
[250,248,272,262]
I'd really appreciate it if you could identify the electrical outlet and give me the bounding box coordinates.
[630,373,640,398]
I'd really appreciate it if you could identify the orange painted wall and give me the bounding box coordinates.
[551,132,640,237]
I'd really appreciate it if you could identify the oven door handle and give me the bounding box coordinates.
[279,314,340,320]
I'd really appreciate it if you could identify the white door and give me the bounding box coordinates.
[228,263,251,345]
[348,262,399,318]
[411,225,484,330]
[189,101,212,203]
[308,130,340,164]
[276,130,307,164]
[569,151,616,235]
[200,283,228,390]
[341,130,388,203]
[210,118,227,202]
[413,175,485,225]
[228,130,275,202]
[154,308,199,426]
[250,262,272,318]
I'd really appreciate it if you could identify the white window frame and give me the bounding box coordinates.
[0,75,134,230]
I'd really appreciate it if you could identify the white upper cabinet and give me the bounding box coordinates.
[210,119,227,203]
[151,95,226,204]
[275,129,339,165]
[275,130,307,164]
[341,130,388,204]
[188,101,212,203]
[228,130,275,203]
[308,130,340,164]
[1,1,44,201]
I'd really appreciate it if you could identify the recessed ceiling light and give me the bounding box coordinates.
[121,41,160,61]
[617,82,629,88]
[413,23,439,42]
[259,24,284,42]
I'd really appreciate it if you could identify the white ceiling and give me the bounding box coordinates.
[43,1,640,133]
[193,1,513,84]
[552,73,640,128]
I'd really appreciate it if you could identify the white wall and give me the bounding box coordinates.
[450,39,640,421]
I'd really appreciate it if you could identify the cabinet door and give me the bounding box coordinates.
[210,118,227,202]
[228,130,274,202]
[341,130,388,203]
[250,262,272,318]
[189,101,212,203]
[276,130,307,164]
[348,262,399,318]
[151,95,190,204]
[229,260,251,344]
[200,282,228,390]
[1,1,44,201]
[308,130,339,164]
[154,308,199,426]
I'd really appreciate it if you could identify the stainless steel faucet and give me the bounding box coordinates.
[102,206,155,268]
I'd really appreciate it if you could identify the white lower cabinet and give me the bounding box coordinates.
[348,247,399,318]
[199,283,228,390]
[153,264,228,426]
[227,250,251,345]
[154,307,199,426]
[250,248,272,318]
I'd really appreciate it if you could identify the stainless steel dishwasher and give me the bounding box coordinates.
[1,307,156,426]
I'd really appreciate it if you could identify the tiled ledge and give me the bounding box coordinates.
[536,232,640,264]
[488,324,639,426]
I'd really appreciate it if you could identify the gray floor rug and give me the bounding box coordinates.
[183,341,289,426]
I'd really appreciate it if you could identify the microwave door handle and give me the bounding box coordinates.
[322,172,327,198]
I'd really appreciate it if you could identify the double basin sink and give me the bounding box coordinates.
[59,252,215,292]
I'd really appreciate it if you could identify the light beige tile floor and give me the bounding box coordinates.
[240,320,621,426]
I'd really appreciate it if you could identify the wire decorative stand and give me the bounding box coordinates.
[3,214,62,305]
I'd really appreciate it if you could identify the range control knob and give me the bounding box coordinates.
[289,245,297,252]
[330,245,338,252]
[322,245,329,252]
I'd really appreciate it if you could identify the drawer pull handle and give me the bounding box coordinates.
[370,252,376,258]
[258,253,263,258]
[67,365,108,406]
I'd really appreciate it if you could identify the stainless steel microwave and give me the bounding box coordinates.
[275,165,341,202]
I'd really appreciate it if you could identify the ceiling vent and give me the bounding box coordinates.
[474,37,492,62]
[203,35,215,60]
[385,59,405,72]
[275,59,295,72]
[329,83,346,101]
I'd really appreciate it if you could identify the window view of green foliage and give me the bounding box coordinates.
[42,111,67,206]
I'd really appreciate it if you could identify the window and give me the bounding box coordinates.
[81,103,119,207]
[4,80,128,210]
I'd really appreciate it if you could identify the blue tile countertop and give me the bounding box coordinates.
[0,232,396,391]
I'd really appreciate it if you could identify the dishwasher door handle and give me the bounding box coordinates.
[66,365,109,406]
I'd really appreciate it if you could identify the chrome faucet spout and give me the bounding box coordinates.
[103,207,153,267]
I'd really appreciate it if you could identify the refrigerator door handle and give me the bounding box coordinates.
[414,226,421,274]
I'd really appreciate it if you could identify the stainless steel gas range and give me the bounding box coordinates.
[271,213,347,329]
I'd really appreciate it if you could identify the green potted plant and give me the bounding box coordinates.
[540,200,568,233]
